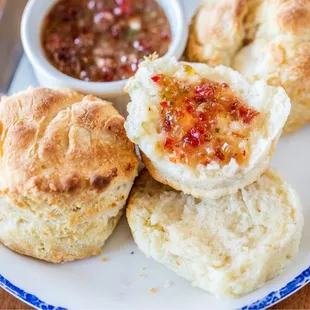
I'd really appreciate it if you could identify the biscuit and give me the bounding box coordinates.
[0,88,139,263]
[125,57,290,198]
[127,169,303,297]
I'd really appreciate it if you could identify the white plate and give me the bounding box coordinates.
[1,1,310,309]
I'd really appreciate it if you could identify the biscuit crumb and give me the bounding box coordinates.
[101,257,108,262]
[150,288,157,293]
[176,261,180,266]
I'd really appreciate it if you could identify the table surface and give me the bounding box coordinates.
[1,284,310,309]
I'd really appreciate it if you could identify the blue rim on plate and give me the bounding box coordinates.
[1,267,310,310]
[239,266,310,310]
[0,274,66,310]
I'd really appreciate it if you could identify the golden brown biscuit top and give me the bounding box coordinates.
[274,0,310,37]
[261,39,310,106]
[195,0,247,43]
[186,0,248,66]
[189,0,310,63]
[0,88,138,203]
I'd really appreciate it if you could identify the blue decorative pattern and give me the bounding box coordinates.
[239,267,310,310]
[0,274,67,310]
[1,267,310,310]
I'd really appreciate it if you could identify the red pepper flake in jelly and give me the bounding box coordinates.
[42,0,171,82]
[151,75,161,83]
[160,101,168,109]
[164,138,173,149]
[194,85,215,97]
[154,73,260,167]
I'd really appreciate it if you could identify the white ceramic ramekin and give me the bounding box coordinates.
[21,0,188,98]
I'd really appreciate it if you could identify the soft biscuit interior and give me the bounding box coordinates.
[127,169,303,297]
[125,58,290,184]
